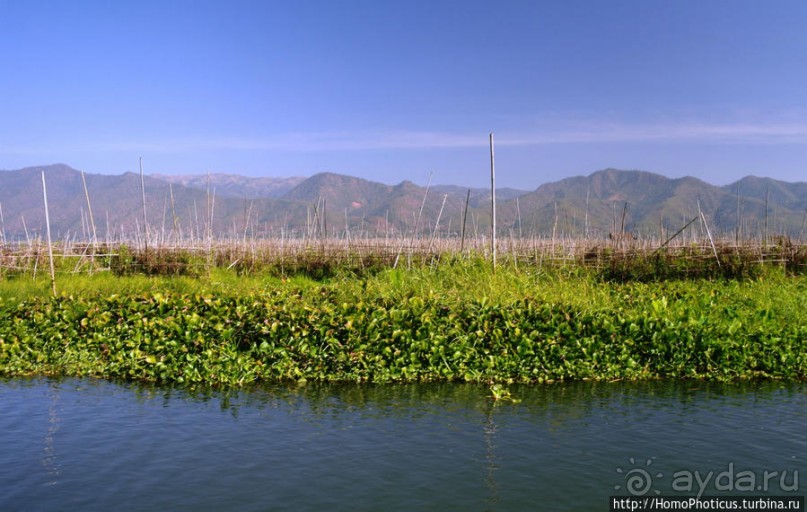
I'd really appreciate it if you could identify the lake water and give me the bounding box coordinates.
[0,378,804,511]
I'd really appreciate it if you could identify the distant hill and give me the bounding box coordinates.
[0,164,803,241]
[493,169,729,236]
[151,173,305,199]
[486,169,806,238]
[432,184,529,208]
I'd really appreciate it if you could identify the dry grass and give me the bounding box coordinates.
[0,231,804,282]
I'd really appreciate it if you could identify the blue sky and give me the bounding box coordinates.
[1,0,806,189]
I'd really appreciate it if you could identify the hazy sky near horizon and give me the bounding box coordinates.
[1,0,806,189]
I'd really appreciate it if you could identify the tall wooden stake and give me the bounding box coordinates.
[460,188,471,253]
[490,132,496,270]
[169,182,179,238]
[393,171,431,269]
[0,201,6,245]
[80,170,98,244]
[734,182,741,247]
[323,199,327,239]
[584,183,590,238]
[764,183,770,245]
[80,170,98,273]
[516,196,522,238]
[41,171,56,296]
[139,157,148,251]
[428,193,448,250]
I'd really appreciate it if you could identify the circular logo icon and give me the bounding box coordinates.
[615,457,663,496]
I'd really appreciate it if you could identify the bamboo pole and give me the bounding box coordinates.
[20,215,31,248]
[620,202,628,236]
[344,208,350,242]
[161,193,168,245]
[80,170,98,244]
[654,215,700,253]
[612,202,617,237]
[80,170,98,273]
[0,201,6,245]
[41,171,56,296]
[206,171,212,242]
[428,193,448,251]
[306,204,311,240]
[139,157,148,251]
[584,183,590,238]
[169,182,179,239]
[393,171,431,268]
[734,182,741,247]
[323,198,327,239]
[490,132,496,270]
[764,183,770,246]
[243,200,254,243]
[516,196,522,238]
[193,200,200,242]
[552,202,558,247]
[80,206,87,240]
[700,211,721,268]
[460,188,471,253]
[208,184,216,277]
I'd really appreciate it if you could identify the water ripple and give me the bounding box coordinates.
[0,378,803,512]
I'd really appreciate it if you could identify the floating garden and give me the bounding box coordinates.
[1,243,804,386]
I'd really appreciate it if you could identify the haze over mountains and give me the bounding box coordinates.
[152,173,306,199]
[0,164,804,241]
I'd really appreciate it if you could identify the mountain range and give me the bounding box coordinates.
[0,164,804,241]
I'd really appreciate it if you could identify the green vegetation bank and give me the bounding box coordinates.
[0,260,804,386]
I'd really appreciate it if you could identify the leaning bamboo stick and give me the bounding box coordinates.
[654,215,700,253]
[80,170,98,245]
[460,188,470,253]
[428,193,448,251]
[393,171,431,269]
[41,171,56,296]
[80,170,98,273]
[700,211,721,268]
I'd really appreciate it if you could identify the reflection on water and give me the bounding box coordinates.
[43,382,61,486]
[483,407,500,509]
[0,378,804,512]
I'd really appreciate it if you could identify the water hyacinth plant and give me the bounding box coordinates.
[0,253,804,386]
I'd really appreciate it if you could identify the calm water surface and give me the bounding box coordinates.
[0,378,804,511]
